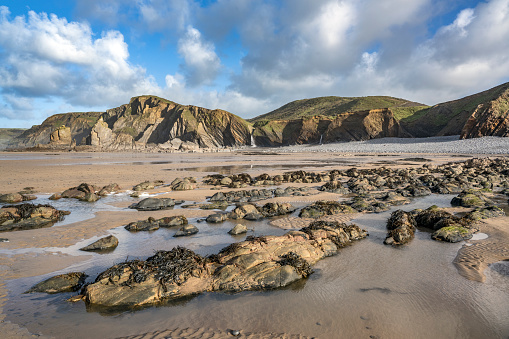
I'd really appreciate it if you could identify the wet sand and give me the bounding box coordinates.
[1,149,509,338]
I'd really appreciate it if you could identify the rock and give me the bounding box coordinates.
[228,224,248,235]
[451,190,493,208]
[259,202,296,217]
[384,210,416,246]
[129,198,175,211]
[206,213,229,223]
[62,183,97,200]
[0,193,24,203]
[98,183,121,196]
[465,206,506,221]
[299,201,356,218]
[84,222,367,307]
[432,225,474,243]
[80,235,119,251]
[232,204,259,219]
[50,125,72,145]
[49,193,62,200]
[173,224,199,237]
[125,217,160,232]
[0,238,9,242]
[414,206,458,231]
[220,177,232,186]
[171,178,196,191]
[79,192,100,202]
[158,215,188,227]
[132,180,164,191]
[26,272,87,294]
[0,203,69,232]
[243,212,264,221]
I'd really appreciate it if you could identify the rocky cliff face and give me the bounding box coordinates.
[460,88,509,139]
[252,108,408,146]
[88,96,253,151]
[401,82,509,138]
[9,112,101,149]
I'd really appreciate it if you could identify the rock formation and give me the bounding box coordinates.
[87,96,252,151]
[84,221,368,307]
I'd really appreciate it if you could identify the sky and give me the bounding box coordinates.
[1,0,509,128]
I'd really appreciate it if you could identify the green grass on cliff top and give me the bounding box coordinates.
[250,96,426,122]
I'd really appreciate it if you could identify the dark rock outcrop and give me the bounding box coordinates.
[384,210,416,246]
[129,198,176,211]
[84,222,368,307]
[80,235,119,251]
[0,203,69,232]
[26,272,87,294]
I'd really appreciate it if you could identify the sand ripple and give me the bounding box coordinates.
[115,327,313,339]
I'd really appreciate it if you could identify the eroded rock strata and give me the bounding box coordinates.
[84,221,368,307]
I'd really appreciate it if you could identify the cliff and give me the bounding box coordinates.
[87,96,252,151]
[252,108,409,146]
[8,112,102,149]
[400,82,509,137]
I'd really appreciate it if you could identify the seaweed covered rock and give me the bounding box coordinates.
[451,190,493,208]
[319,181,350,194]
[129,198,175,211]
[80,235,119,251]
[384,210,416,246]
[84,222,368,307]
[0,193,30,203]
[85,248,210,306]
[466,206,506,221]
[26,272,87,294]
[0,203,69,232]
[431,226,474,243]
[414,206,458,231]
[299,201,356,218]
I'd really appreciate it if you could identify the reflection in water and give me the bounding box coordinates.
[4,195,509,339]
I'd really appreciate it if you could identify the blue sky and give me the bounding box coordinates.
[1,0,508,128]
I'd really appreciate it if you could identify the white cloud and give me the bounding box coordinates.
[177,26,222,86]
[0,6,160,113]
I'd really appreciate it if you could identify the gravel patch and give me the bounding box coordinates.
[249,136,509,154]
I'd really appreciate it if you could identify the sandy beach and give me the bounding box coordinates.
[1,139,508,338]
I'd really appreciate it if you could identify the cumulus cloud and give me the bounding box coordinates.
[0,6,160,115]
[177,26,222,86]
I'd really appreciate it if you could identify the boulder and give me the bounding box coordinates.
[132,180,164,191]
[80,235,119,251]
[98,183,121,196]
[49,193,62,200]
[62,183,97,200]
[171,178,196,191]
[465,206,506,221]
[384,210,416,246]
[451,190,493,208]
[173,224,199,237]
[129,198,175,211]
[259,202,296,217]
[228,224,248,235]
[79,192,100,202]
[125,217,160,232]
[0,193,24,203]
[0,203,69,232]
[432,225,474,243]
[206,213,229,223]
[158,215,188,227]
[26,272,87,294]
